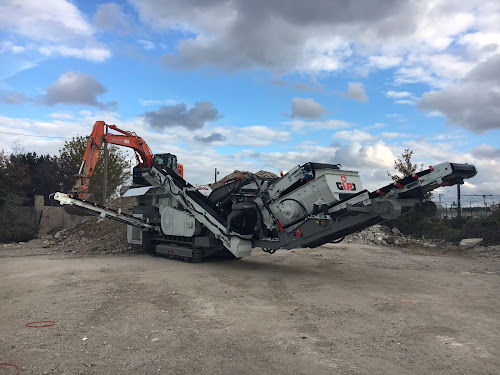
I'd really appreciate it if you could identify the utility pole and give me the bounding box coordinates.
[103,123,108,205]
[437,194,443,219]
[457,184,461,217]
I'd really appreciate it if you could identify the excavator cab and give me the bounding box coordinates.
[133,153,181,185]
[154,153,177,172]
[154,153,183,178]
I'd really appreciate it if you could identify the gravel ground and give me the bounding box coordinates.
[1,241,498,375]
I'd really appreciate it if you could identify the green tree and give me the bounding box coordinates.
[9,152,62,205]
[0,149,37,242]
[59,136,130,204]
[388,148,432,199]
[387,148,423,181]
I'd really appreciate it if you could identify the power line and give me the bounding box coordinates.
[0,130,71,139]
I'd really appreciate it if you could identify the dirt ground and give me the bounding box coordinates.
[1,242,498,375]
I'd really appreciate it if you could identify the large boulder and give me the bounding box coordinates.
[459,238,483,249]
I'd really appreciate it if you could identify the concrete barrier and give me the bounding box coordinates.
[33,195,84,237]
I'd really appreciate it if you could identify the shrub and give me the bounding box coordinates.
[0,194,37,243]
[384,209,500,245]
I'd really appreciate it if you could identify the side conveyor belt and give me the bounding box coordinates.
[51,192,161,232]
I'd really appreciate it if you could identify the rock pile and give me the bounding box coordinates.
[345,224,500,259]
[211,170,277,190]
[345,224,426,247]
[46,196,145,255]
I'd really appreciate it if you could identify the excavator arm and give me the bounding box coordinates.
[70,121,155,199]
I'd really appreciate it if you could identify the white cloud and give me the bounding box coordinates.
[140,99,164,106]
[328,140,397,190]
[230,126,290,147]
[368,56,402,69]
[300,36,353,73]
[380,132,413,139]
[0,0,110,62]
[0,116,89,155]
[394,99,416,105]
[38,44,110,62]
[0,41,25,54]
[48,113,74,119]
[386,90,419,105]
[0,0,93,41]
[365,123,387,129]
[284,119,354,132]
[332,129,373,143]
[386,91,412,98]
[138,40,156,50]
[80,110,93,117]
[140,99,178,107]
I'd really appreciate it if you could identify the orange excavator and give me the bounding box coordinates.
[70,120,183,200]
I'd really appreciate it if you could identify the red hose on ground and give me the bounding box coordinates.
[25,321,55,328]
[0,363,20,374]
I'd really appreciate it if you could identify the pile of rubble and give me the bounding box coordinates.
[211,170,277,190]
[42,196,145,256]
[345,224,500,259]
[345,225,425,247]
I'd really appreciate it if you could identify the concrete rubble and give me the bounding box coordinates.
[459,238,483,248]
[48,196,146,256]
[346,225,499,259]
[345,225,433,247]
[211,170,278,190]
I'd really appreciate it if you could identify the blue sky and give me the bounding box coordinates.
[0,0,499,207]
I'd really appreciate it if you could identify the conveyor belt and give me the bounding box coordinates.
[51,192,161,231]
[368,163,477,199]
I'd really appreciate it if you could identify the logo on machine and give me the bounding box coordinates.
[336,175,356,191]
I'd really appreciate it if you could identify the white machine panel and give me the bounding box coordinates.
[160,206,200,237]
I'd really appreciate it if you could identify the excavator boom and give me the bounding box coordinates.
[70,121,181,200]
